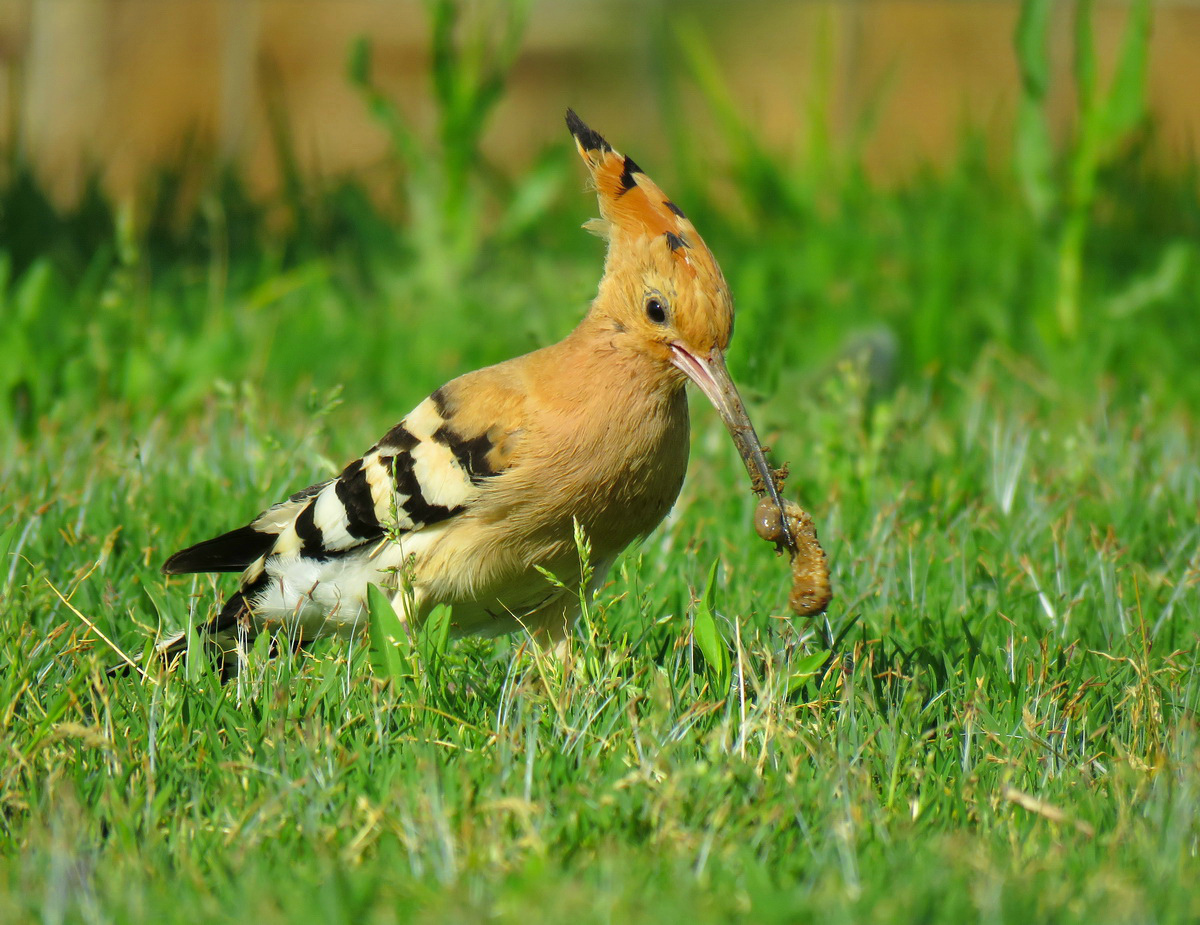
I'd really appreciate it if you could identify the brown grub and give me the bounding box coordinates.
[753,496,832,617]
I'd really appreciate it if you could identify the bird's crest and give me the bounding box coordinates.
[565,109,715,278]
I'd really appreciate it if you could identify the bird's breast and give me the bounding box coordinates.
[517,372,692,562]
[582,385,690,546]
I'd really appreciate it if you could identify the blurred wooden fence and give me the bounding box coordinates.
[0,0,1196,204]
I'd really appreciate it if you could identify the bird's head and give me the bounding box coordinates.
[566,109,790,528]
[567,109,732,364]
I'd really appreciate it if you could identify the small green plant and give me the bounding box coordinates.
[1015,0,1153,340]
[348,0,559,296]
[367,582,414,686]
[691,560,731,695]
[367,583,453,694]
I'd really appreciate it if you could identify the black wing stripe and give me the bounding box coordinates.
[429,386,452,418]
[293,502,326,558]
[379,422,419,453]
[389,453,462,526]
[433,425,496,483]
[335,459,382,539]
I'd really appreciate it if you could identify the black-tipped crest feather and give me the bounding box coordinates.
[565,108,611,153]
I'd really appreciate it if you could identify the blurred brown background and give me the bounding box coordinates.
[1,0,1197,204]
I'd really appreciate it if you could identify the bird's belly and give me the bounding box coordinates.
[248,552,378,637]
[248,528,447,636]
[444,583,563,638]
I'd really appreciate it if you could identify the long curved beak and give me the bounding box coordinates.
[670,344,793,548]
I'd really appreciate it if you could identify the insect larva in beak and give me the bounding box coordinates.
[753,496,832,618]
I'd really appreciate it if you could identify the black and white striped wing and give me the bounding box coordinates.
[162,386,515,584]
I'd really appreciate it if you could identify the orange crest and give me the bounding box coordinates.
[566,109,712,277]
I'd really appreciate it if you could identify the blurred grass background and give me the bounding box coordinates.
[1,1,1199,922]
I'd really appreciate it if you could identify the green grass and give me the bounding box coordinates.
[3,327,1198,923]
[3,3,1200,920]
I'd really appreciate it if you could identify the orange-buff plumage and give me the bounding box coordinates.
[156,110,795,672]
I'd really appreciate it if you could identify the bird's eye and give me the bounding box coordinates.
[645,297,668,325]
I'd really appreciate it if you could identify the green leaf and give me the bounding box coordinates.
[0,519,23,592]
[1106,241,1191,319]
[419,603,452,666]
[21,685,77,760]
[1011,3,1055,222]
[251,629,272,665]
[346,35,371,88]
[15,259,54,328]
[787,649,831,697]
[1103,0,1151,148]
[184,622,205,684]
[1073,0,1099,117]
[367,583,411,685]
[1015,100,1056,224]
[1014,0,1053,100]
[692,560,731,695]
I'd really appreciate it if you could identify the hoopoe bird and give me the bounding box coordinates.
[158,110,798,669]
